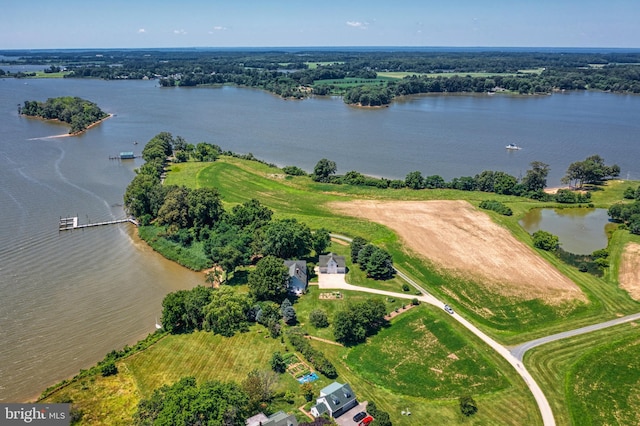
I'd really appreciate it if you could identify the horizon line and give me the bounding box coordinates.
[2,45,640,52]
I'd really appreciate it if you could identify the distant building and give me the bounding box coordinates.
[246,411,298,426]
[119,152,135,160]
[318,253,346,274]
[311,382,358,419]
[284,260,307,295]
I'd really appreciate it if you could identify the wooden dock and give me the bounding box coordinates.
[59,216,138,231]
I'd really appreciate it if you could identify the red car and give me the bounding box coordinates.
[359,416,374,426]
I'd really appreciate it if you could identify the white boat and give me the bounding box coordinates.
[505,143,522,150]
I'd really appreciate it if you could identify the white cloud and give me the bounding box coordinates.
[138,28,146,33]
[212,26,227,31]
[346,21,368,29]
[174,29,187,35]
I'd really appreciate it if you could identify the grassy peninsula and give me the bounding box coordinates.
[19,96,109,134]
[40,140,640,425]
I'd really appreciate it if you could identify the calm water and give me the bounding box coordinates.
[1,77,639,402]
[519,208,610,254]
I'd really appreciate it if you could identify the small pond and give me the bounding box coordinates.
[519,208,610,254]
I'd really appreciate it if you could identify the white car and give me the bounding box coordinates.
[444,304,454,314]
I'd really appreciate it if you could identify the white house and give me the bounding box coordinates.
[310,382,357,419]
[318,253,346,274]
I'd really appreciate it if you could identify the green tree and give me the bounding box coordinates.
[350,236,367,263]
[262,219,313,259]
[242,370,277,413]
[229,199,273,231]
[405,171,425,189]
[312,228,331,256]
[532,230,559,251]
[300,382,315,402]
[312,158,337,182]
[123,173,162,218]
[160,290,189,333]
[309,309,329,328]
[365,247,395,279]
[249,256,290,301]
[270,352,287,374]
[203,287,251,337]
[134,377,249,426]
[157,186,190,229]
[280,298,297,325]
[460,395,478,416]
[521,161,550,192]
[187,187,224,230]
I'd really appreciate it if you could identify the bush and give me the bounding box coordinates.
[532,230,559,251]
[309,309,329,328]
[402,283,410,291]
[411,298,420,305]
[479,200,513,216]
[459,395,478,416]
[100,361,118,377]
[282,165,307,176]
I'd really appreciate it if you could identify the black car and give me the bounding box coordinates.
[353,411,367,422]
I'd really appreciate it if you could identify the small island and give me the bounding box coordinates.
[19,96,109,134]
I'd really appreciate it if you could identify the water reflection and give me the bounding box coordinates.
[519,208,609,254]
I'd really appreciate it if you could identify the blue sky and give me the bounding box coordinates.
[2,0,639,49]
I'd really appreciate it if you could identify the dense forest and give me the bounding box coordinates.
[3,49,640,105]
[19,96,108,134]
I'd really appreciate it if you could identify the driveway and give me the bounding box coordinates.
[334,401,368,426]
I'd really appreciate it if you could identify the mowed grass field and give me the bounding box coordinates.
[377,68,545,79]
[45,157,639,424]
[165,158,640,340]
[526,321,640,426]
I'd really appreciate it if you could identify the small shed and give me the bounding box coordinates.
[119,152,135,160]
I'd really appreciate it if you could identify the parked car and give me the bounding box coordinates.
[360,416,374,426]
[444,304,454,314]
[353,411,367,422]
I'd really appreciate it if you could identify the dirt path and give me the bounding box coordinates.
[619,243,640,300]
[330,200,585,305]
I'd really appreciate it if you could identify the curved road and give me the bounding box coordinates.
[327,234,555,425]
[510,312,640,361]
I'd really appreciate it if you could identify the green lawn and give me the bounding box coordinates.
[45,157,640,425]
[377,68,545,79]
[526,322,640,426]
[165,158,640,341]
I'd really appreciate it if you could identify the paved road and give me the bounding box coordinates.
[327,234,556,426]
[329,233,640,425]
[510,312,640,361]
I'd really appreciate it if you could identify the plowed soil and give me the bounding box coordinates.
[619,243,640,301]
[331,200,585,304]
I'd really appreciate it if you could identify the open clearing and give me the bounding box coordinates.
[619,242,640,300]
[331,200,585,304]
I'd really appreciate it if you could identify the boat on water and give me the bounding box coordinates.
[505,143,522,150]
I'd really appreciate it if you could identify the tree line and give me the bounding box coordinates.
[5,49,640,102]
[18,96,108,134]
[300,157,619,203]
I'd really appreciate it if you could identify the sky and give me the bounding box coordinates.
[2,0,639,49]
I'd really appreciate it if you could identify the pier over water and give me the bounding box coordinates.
[59,217,138,231]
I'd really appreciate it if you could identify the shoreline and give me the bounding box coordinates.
[22,113,113,137]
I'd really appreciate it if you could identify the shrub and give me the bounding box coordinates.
[282,165,307,176]
[402,283,410,291]
[479,200,513,216]
[309,309,329,328]
[532,230,559,251]
[460,395,478,416]
[411,298,420,305]
[100,361,118,377]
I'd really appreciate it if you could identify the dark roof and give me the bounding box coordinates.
[318,253,346,268]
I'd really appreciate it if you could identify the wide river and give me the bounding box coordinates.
[1,76,639,402]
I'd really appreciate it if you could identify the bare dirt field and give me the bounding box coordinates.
[619,243,640,301]
[331,200,586,304]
